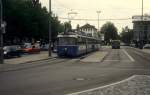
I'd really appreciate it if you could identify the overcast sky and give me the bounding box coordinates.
[39,0,150,32]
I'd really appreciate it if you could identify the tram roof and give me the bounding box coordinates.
[57,34,100,40]
[58,34,78,38]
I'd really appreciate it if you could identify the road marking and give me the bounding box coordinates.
[122,49,135,62]
[104,60,120,62]
[66,75,137,95]
[104,60,131,62]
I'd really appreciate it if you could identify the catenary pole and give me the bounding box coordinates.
[49,0,52,56]
[0,0,3,64]
[97,11,101,31]
[141,0,144,48]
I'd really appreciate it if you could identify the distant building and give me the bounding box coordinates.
[132,15,150,43]
[78,24,98,37]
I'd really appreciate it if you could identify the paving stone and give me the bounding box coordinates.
[68,75,150,95]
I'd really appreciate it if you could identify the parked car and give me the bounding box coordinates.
[143,44,150,49]
[53,47,57,53]
[3,45,22,58]
[23,43,32,48]
[22,45,40,54]
[40,44,49,51]
[40,44,57,52]
[21,42,41,54]
[130,44,136,47]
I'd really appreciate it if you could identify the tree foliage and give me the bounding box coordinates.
[3,0,65,44]
[100,22,118,43]
[120,26,133,44]
[64,21,72,33]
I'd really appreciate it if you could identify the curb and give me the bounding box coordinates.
[19,57,52,64]
[4,57,52,65]
[0,57,54,73]
[100,49,112,62]
[80,51,108,63]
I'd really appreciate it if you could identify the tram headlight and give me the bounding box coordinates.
[4,51,7,54]
[64,48,67,51]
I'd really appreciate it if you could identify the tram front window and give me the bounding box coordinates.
[59,37,76,45]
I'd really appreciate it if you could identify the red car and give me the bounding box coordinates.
[22,46,40,54]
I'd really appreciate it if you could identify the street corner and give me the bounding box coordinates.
[66,75,150,95]
[80,51,108,63]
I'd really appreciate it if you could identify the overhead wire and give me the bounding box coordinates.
[59,17,132,21]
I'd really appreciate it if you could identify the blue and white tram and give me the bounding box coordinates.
[57,33,100,57]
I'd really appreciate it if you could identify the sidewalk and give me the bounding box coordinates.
[0,51,57,72]
[80,51,108,63]
[4,51,56,64]
[132,47,150,54]
[142,49,150,54]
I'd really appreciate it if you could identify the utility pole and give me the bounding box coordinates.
[140,0,144,49]
[48,0,52,56]
[97,11,101,31]
[0,0,3,64]
[142,0,143,19]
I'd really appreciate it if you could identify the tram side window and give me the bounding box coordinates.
[87,38,98,44]
[77,37,86,45]
[87,38,93,44]
[59,37,76,45]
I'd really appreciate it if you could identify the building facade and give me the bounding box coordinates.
[78,24,98,37]
[132,15,150,43]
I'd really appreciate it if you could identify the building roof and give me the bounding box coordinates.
[80,23,97,30]
[132,15,150,22]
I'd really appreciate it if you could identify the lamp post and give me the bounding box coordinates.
[0,0,3,64]
[49,0,52,56]
[97,11,101,31]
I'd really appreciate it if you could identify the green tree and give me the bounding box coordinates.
[64,21,72,33]
[3,0,64,44]
[120,26,133,44]
[76,24,80,31]
[51,16,64,42]
[100,22,118,43]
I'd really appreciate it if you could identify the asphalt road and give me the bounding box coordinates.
[1,46,150,95]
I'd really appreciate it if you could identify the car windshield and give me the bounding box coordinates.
[145,44,150,46]
[3,46,16,51]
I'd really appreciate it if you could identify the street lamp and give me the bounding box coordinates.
[97,11,101,31]
[49,0,52,56]
[0,0,4,64]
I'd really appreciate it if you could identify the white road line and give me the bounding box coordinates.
[122,49,135,62]
[66,75,137,95]
[104,60,131,62]
[104,60,120,62]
